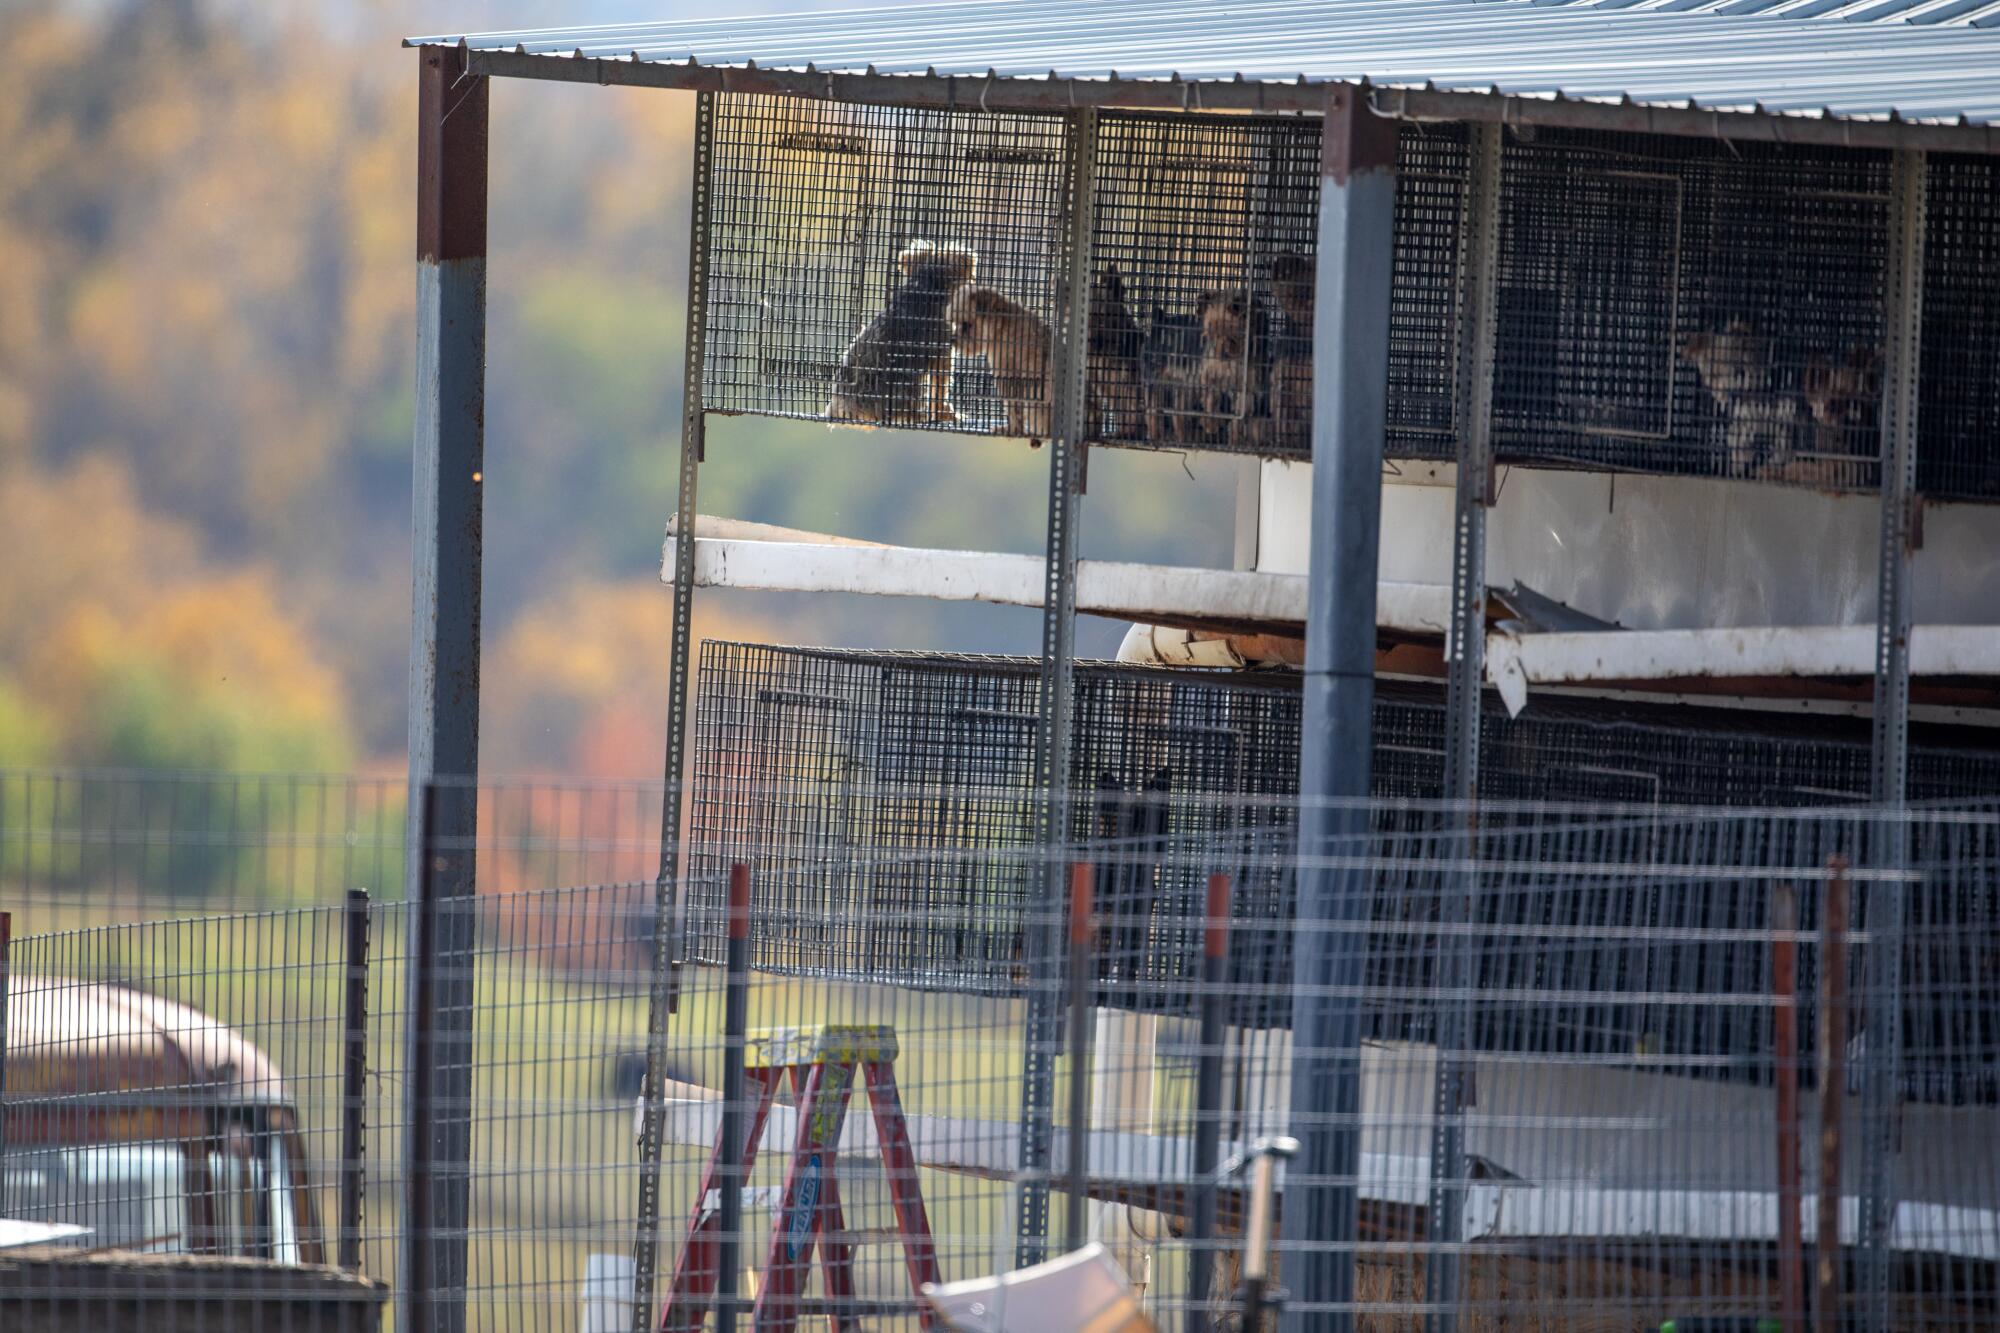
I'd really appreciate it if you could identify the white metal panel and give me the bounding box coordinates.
[1261,460,2000,631]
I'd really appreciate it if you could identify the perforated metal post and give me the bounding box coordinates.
[1426,119,1502,1333]
[634,88,717,1333]
[1288,86,1397,1333]
[406,45,486,1333]
[1862,146,1925,1328]
[339,888,371,1273]
[1017,106,1099,1269]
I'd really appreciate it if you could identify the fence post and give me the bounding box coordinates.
[1773,884,1804,1333]
[1189,874,1232,1333]
[340,888,372,1273]
[716,862,753,1333]
[0,910,11,1197]
[1816,857,1850,1333]
[1065,862,1094,1252]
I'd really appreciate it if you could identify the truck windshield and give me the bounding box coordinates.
[3,1134,304,1263]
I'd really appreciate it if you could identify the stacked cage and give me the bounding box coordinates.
[685,643,2000,1099]
[700,100,1998,497]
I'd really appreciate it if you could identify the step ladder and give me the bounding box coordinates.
[660,1024,942,1332]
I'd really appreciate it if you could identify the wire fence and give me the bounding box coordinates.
[3,772,1998,1331]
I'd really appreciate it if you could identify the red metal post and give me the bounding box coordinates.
[1816,858,1851,1333]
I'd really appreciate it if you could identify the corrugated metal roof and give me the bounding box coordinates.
[408,0,2000,129]
[1506,0,2000,28]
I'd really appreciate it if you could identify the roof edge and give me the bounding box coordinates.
[432,46,2000,153]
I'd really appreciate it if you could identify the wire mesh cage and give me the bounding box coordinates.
[1921,152,2000,501]
[683,642,2000,1064]
[699,103,1998,497]
[704,95,1073,436]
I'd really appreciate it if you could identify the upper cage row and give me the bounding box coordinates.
[698,96,2000,502]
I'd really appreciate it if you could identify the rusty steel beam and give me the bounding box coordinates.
[443,46,2000,156]
[405,42,488,1333]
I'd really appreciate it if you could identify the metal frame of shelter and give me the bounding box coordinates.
[401,32,1991,1333]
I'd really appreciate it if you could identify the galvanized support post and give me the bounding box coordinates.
[634,90,716,1333]
[405,45,487,1333]
[1426,119,1502,1333]
[340,888,372,1273]
[1017,106,1099,1270]
[1287,85,1398,1333]
[1862,146,1925,1328]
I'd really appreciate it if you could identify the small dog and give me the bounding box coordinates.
[1088,266,1146,439]
[1197,287,1275,449]
[947,285,1052,441]
[1268,252,1315,450]
[825,239,978,427]
[1141,305,1206,444]
[1681,322,1806,479]
[1799,345,1881,488]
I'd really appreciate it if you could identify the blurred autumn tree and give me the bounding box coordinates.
[0,0,1234,793]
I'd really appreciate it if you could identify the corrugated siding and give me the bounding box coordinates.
[408,0,2000,127]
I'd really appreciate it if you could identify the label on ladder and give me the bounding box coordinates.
[788,1154,821,1260]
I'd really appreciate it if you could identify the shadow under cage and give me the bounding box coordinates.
[681,642,2000,1100]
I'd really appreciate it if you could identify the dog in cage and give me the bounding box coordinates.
[824,239,979,427]
[1197,287,1276,449]
[947,284,1053,440]
[1680,321,1810,480]
[1141,304,1207,444]
[1800,344,1882,488]
[1088,265,1146,438]
[1269,252,1316,450]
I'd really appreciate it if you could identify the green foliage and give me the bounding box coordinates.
[0,676,55,767]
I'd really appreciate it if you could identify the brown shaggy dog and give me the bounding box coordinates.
[1268,252,1315,450]
[947,285,1053,441]
[825,240,978,427]
[1197,286,1274,449]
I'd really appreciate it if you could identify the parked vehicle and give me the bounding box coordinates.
[1,974,323,1263]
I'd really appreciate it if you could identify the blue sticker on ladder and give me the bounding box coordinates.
[788,1154,821,1260]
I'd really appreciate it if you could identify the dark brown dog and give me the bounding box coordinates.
[1268,252,1315,450]
[1088,265,1146,439]
[825,240,978,427]
[1141,305,1205,445]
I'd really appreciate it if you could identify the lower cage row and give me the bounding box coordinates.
[681,641,2000,1100]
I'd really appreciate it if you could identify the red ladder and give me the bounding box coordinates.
[659,1024,941,1332]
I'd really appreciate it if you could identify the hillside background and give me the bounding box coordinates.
[0,0,1237,782]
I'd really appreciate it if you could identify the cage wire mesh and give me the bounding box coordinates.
[683,642,2000,1078]
[703,95,1072,436]
[699,102,1997,497]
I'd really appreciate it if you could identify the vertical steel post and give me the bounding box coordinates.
[1189,874,1232,1333]
[1816,858,1850,1333]
[1427,119,1502,1333]
[1064,862,1095,1252]
[340,888,372,1273]
[1288,85,1398,1333]
[716,864,752,1333]
[1863,147,1924,1328]
[406,45,487,1333]
[1018,106,1099,1269]
[634,90,717,1332]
